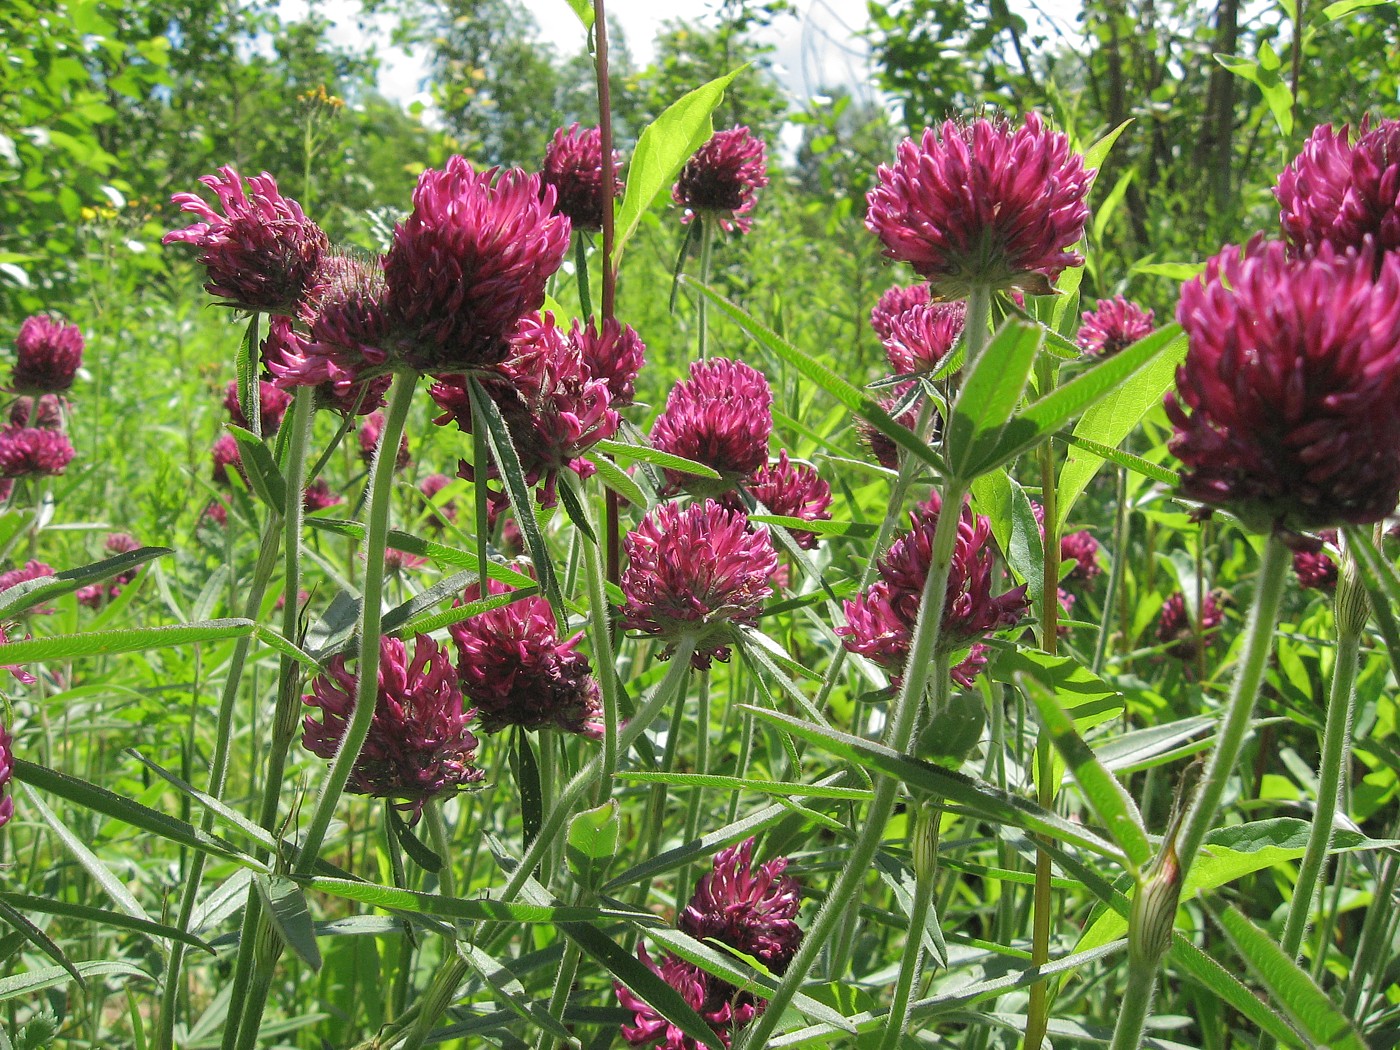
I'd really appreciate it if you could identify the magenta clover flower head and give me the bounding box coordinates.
[542,123,621,232]
[10,395,65,430]
[866,114,1094,297]
[262,314,390,416]
[680,837,803,973]
[1078,296,1156,357]
[0,426,74,479]
[1276,120,1400,259]
[449,577,603,738]
[383,158,571,372]
[858,382,926,473]
[839,492,1029,686]
[1292,530,1339,592]
[618,947,752,1050]
[1157,590,1224,662]
[302,479,342,512]
[301,633,483,821]
[1060,529,1102,583]
[420,473,458,526]
[13,315,83,394]
[870,283,932,343]
[358,411,412,472]
[651,358,773,496]
[1167,238,1400,533]
[725,451,833,550]
[620,499,778,669]
[673,126,769,234]
[211,433,243,487]
[572,316,646,405]
[882,299,967,375]
[223,379,293,434]
[163,166,329,314]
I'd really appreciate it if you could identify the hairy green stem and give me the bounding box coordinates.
[1108,957,1162,1050]
[697,217,714,360]
[1094,467,1129,676]
[569,473,621,806]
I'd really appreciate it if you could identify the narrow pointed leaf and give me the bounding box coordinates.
[0,961,150,1004]
[256,875,322,972]
[0,897,84,984]
[0,894,215,954]
[0,617,256,664]
[592,438,722,479]
[944,319,1041,480]
[0,546,172,618]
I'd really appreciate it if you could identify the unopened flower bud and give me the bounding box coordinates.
[1334,543,1369,638]
[1129,846,1181,967]
[912,800,940,884]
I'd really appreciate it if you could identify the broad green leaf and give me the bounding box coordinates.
[256,875,322,972]
[944,319,1041,480]
[1092,168,1135,244]
[0,617,256,665]
[563,0,594,30]
[587,451,651,507]
[1060,433,1178,488]
[1214,53,1294,137]
[991,648,1123,729]
[1324,0,1389,17]
[1169,937,1305,1047]
[0,894,214,953]
[0,546,171,618]
[614,68,743,264]
[227,425,288,509]
[970,468,1014,555]
[1080,119,1132,175]
[0,961,150,1004]
[592,437,721,479]
[683,278,946,477]
[1213,904,1366,1049]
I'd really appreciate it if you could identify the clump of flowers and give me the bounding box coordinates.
[619,500,778,669]
[420,473,458,527]
[10,396,64,430]
[1157,590,1224,662]
[618,837,802,1050]
[542,123,620,232]
[12,315,83,394]
[1167,239,1400,532]
[1060,530,1102,583]
[870,283,932,343]
[211,433,244,487]
[572,316,646,405]
[303,479,342,513]
[1276,119,1400,258]
[840,492,1029,687]
[224,379,293,434]
[164,166,329,314]
[865,114,1094,297]
[882,300,966,375]
[1293,531,1339,592]
[0,427,75,479]
[673,127,769,234]
[1078,296,1155,357]
[77,534,142,608]
[301,634,483,822]
[358,411,411,472]
[724,452,833,550]
[449,577,603,737]
[650,359,773,496]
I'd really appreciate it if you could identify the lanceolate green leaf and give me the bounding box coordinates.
[0,545,172,618]
[0,894,215,954]
[0,897,83,983]
[563,0,593,31]
[235,313,261,436]
[256,875,322,972]
[943,319,1041,480]
[227,425,288,508]
[1059,433,1178,488]
[1168,938,1305,1048]
[0,961,151,1004]
[592,438,721,479]
[613,68,743,264]
[305,518,534,586]
[0,617,260,666]
[301,877,653,925]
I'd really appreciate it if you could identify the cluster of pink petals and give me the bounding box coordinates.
[381,547,429,575]
[0,426,75,479]
[10,396,65,430]
[858,382,923,472]
[651,358,773,495]
[384,158,571,371]
[1060,529,1102,583]
[1292,530,1339,592]
[1156,591,1224,662]
[673,126,769,234]
[357,411,412,472]
[866,114,1093,296]
[840,492,1029,686]
[1277,120,1400,257]
[419,473,458,527]
[1078,296,1156,357]
[1167,238,1400,532]
[882,299,966,375]
[449,577,603,737]
[619,837,801,1050]
[301,634,483,821]
[619,499,778,669]
[262,313,390,416]
[302,479,342,513]
[211,433,244,487]
[77,533,142,608]
[542,123,620,232]
[223,378,293,434]
[722,451,833,549]
[870,283,931,343]
[164,166,329,314]
[13,315,83,394]
[0,625,36,685]
[571,316,646,405]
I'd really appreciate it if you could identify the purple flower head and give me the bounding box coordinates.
[1293,530,1339,592]
[211,433,244,487]
[572,316,646,405]
[223,379,293,434]
[858,382,926,472]
[0,723,12,828]
[10,395,65,430]
[449,577,603,737]
[13,315,83,394]
[620,499,778,669]
[262,314,390,416]
[882,299,966,375]
[680,837,803,973]
[1277,120,1400,259]
[840,492,1029,686]
[303,479,342,512]
[1078,296,1155,357]
[1060,529,1102,583]
[1157,590,1224,662]
[866,114,1094,297]
[383,158,571,372]
[725,452,833,550]
[301,633,483,822]
[617,948,751,1050]
[1167,238,1400,532]
[651,359,773,496]
[420,473,458,526]
[673,127,769,234]
[870,283,931,343]
[0,427,74,478]
[358,411,411,472]
[542,123,621,232]
[0,560,55,615]
[163,166,329,314]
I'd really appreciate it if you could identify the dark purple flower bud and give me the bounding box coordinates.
[866,114,1094,297]
[164,166,329,314]
[679,837,803,973]
[223,379,293,434]
[542,123,621,232]
[201,500,229,528]
[725,451,832,549]
[882,300,966,375]
[618,947,750,1050]
[840,492,1029,686]
[870,283,931,343]
[302,479,342,512]
[301,634,483,822]
[1060,529,1102,583]
[651,358,773,496]
[1277,120,1400,258]
[1078,296,1155,357]
[1167,238,1400,532]
[76,585,105,609]
[1156,590,1224,662]
[1292,530,1339,592]
[9,395,65,430]
[13,315,83,394]
[449,577,603,737]
[358,411,411,472]
[858,382,926,472]
[620,499,778,669]
[673,126,769,234]
[211,433,244,487]
[383,158,571,371]
[0,426,75,478]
